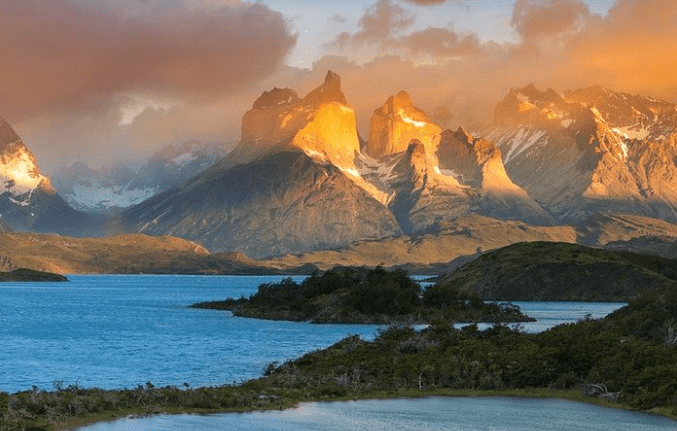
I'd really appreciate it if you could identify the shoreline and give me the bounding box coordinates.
[43,387,676,430]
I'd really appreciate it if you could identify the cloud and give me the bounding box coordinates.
[319,0,677,134]
[511,0,590,40]
[0,0,296,121]
[402,0,451,5]
[399,27,482,58]
[328,0,480,60]
[330,0,415,51]
[559,0,677,99]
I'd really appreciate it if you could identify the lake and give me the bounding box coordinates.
[79,397,677,431]
[4,275,671,430]
[1,275,625,394]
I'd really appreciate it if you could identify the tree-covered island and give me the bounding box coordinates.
[191,267,534,324]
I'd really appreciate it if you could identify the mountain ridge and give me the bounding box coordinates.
[113,74,677,258]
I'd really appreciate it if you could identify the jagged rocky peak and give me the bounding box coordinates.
[0,116,54,196]
[252,87,300,110]
[493,84,575,128]
[486,84,677,224]
[438,127,528,194]
[238,70,359,171]
[437,127,482,187]
[301,70,348,106]
[366,90,441,159]
[564,86,677,133]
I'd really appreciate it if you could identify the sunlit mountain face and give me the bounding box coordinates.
[0,117,53,199]
[112,72,564,257]
[2,67,677,263]
[486,85,677,224]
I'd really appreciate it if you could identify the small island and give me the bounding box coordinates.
[191,267,534,324]
[0,268,68,282]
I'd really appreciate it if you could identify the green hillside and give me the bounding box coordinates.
[436,242,677,301]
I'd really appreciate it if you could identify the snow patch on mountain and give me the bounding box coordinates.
[53,140,230,214]
[68,182,158,212]
[486,127,548,164]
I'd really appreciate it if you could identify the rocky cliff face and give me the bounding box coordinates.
[0,117,89,233]
[487,85,677,223]
[238,71,360,173]
[366,91,442,159]
[0,117,54,197]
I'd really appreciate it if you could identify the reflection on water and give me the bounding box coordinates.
[79,397,677,431]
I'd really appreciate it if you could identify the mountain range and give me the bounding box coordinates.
[1,72,677,268]
[51,140,231,214]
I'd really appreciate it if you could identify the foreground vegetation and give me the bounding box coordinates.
[192,267,533,324]
[3,285,677,430]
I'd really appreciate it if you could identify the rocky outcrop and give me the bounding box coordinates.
[438,128,555,225]
[0,116,91,234]
[238,71,359,172]
[366,91,441,159]
[386,141,470,234]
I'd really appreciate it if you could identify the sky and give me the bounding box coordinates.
[1,0,675,173]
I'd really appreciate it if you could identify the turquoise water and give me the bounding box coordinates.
[79,397,677,430]
[1,275,624,393]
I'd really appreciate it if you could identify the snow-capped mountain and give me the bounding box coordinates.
[486,85,677,223]
[52,140,230,213]
[357,92,553,234]
[0,117,89,233]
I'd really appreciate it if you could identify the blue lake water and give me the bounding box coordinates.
[1,275,625,394]
[2,275,672,430]
[79,397,677,431]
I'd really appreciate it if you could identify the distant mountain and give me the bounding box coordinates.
[115,74,677,258]
[0,117,90,234]
[52,140,230,214]
[486,85,677,223]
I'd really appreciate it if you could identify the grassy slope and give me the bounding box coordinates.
[0,232,307,275]
[436,242,677,300]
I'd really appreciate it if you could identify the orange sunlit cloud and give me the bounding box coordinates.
[0,0,296,121]
[2,0,676,172]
